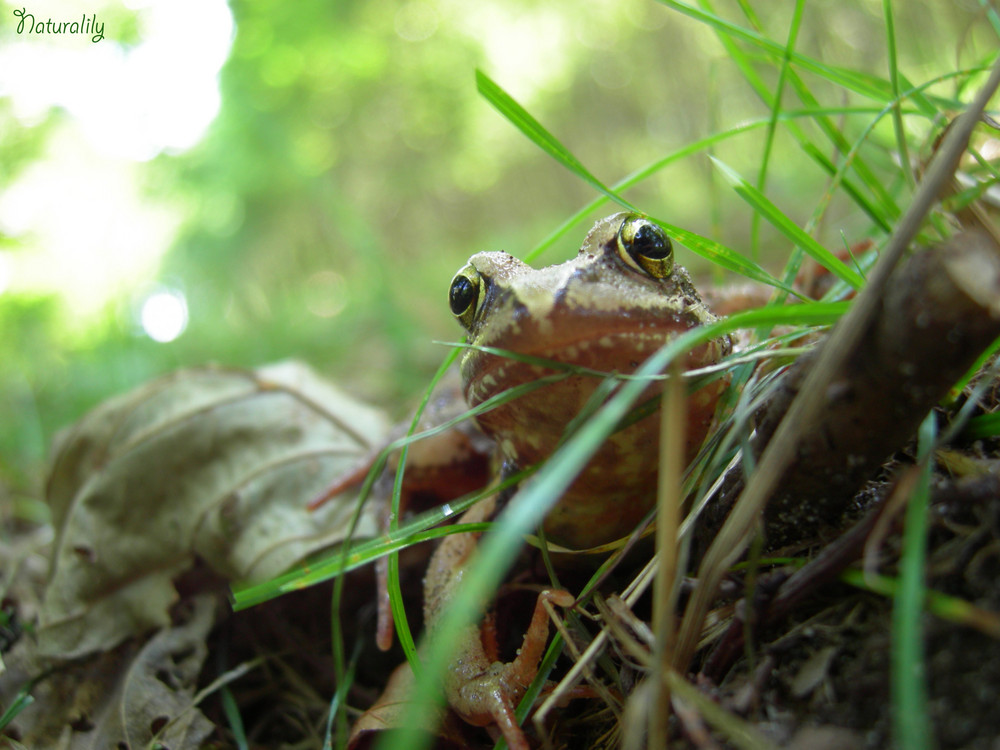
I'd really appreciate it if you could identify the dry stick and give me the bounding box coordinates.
[699,485,896,682]
[649,365,685,748]
[671,57,1000,675]
[692,225,1000,554]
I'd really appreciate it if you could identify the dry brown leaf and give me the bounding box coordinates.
[0,595,216,749]
[38,361,389,658]
[347,662,470,750]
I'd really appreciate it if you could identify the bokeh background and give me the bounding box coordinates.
[1,0,994,502]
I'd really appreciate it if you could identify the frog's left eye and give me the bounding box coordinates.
[617,215,673,279]
[449,264,482,330]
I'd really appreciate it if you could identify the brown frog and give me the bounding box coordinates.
[416,212,732,748]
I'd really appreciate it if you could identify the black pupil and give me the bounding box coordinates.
[630,222,670,260]
[449,276,476,315]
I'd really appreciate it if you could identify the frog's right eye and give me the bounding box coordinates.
[617,214,674,279]
[449,265,482,330]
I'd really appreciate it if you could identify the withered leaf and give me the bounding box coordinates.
[0,594,216,749]
[348,662,470,750]
[39,361,389,658]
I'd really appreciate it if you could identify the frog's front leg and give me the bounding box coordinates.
[444,589,575,750]
[423,495,574,750]
[309,374,493,651]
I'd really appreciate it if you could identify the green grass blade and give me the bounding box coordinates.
[841,570,1000,638]
[655,218,802,294]
[231,374,570,610]
[977,0,1000,36]
[230,461,535,610]
[710,157,865,289]
[882,0,913,186]
[892,413,935,750]
[445,76,799,293]
[787,75,902,224]
[523,118,769,263]
[521,104,918,267]
[805,67,989,242]
[0,685,33,731]
[476,70,634,212]
[694,0,900,235]
[800,143,893,233]
[386,348,464,667]
[750,0,805,259]
[680,0,903,227]
[961,411,1000,440]
[660,0,894,102]
[220,686,249,750]
[946,333,1000,404]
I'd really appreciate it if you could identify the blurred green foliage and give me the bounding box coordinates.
[0,0,995,495]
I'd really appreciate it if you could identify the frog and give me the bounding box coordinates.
[412,212,733,748]
[447,212,731,548]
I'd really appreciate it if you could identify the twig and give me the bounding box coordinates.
[672,56,1000,674]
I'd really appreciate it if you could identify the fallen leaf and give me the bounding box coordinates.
[348,662,470,750]
[38,361,389,658]
[0,594,217,749]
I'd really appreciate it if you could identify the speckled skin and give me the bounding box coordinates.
[421,214,732,749]
[456,213,732,548]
